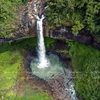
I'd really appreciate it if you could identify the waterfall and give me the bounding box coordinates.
[35,15,48,68]
[31,1,78,100]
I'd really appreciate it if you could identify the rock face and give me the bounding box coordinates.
[47,75,70,100]
[17,0,37,37]
[0,0,37,43]
[49,27,100,50]
[0,0,49,44]
[0,0,100,51]
[14,0,47,37]
[11,0,37,38]
[13,0,47,37]
[23,49,71,100]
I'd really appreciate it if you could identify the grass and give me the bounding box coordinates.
[0,37,55,52]
[4,84,53,100]
[1,36,100,100]
[67,41,100,100]
[44,37,56,48]
[0,51,22,90]
[0,51,23,100]
[0,37,55,100]
[5,92,53,100]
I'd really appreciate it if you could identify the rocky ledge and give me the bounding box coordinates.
[49,27,100,50]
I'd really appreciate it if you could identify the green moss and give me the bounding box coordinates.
[67,41,100,100]
[0,37,55,100]
[0,37,37,91]
[0,0,26,38]
[10,37,37,50]
[5,92,53,100]
[44,37,56,48]
[4,85,53,100]
[1,37,100,100]
[0,51,22,90]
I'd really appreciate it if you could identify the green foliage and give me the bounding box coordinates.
[46,0,68,28]
[46,0,100,37]
[22,0,28,3]
[84,0,100,37]
[0,37,54,100]
[0,0,23,37]
[44,37,56,48]
[68,41,100,100]
[4,84,53,100]
[0,37,55,52]
[0,51,22,93]
[5,92,53,100]
[0,37,35,95]
[4,92,53,100]
[72,21,84,35]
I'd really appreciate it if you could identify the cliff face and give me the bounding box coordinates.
[0,0,42,43]
[14,0,37,37]
[0,0,100,51]
[48,27,100,50]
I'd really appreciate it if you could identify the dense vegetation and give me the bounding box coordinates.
[67,41,100,100]
[0,37,54,100]
[0,35,100,100]
[46,0,100,37]
[0,0,100,99]
[0,0,27,38]
[0,0,100,39]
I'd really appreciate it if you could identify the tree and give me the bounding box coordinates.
[46,0,68,28]
[0,0,22,37]
[46,0,100,37]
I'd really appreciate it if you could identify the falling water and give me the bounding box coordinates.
[30,0,78,100]
[31,15,78,99]
[35,15,48,68]
[33,0,48,68]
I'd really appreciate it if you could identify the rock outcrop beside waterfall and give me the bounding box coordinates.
[49,27,100,50]
[0,0,100,51]
[20,0,47,36]
[0,0,47,44]
[0,0,36,44]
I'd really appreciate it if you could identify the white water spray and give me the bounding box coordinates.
[35,15,48,68]
[31,1,78,100]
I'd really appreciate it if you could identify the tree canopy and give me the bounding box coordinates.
[46,0,100,36]
[0,0,27,38]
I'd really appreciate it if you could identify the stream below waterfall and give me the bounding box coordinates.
[30,52,78,100]
[30,0,78,100]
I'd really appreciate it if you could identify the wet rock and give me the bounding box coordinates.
[47,75,70,100]
[0,38,5,44]
[48,39,69,52]
[0,0,48,44]
[49,27,100,50]
[93,41,100,50]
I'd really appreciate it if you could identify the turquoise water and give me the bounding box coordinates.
[30,53,78,100]
[30,53,64,80]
